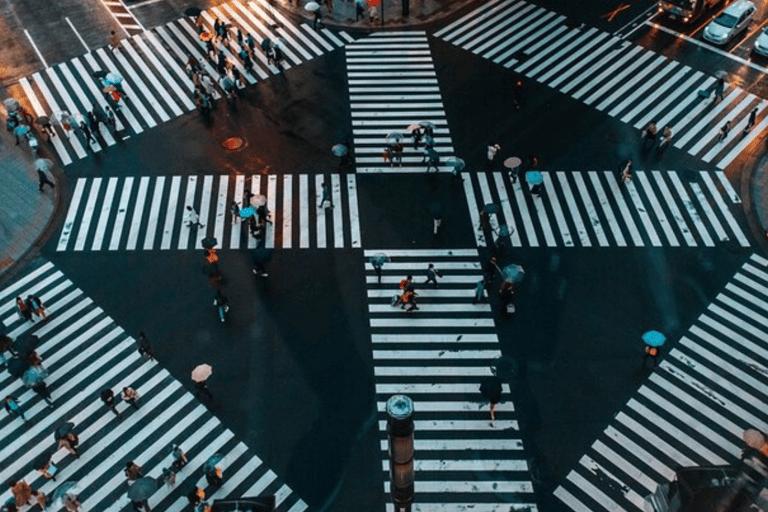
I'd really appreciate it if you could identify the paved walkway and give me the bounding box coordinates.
[0,103,58,284]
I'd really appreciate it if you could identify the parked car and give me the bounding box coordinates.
[754,26,768,56]
[703,0,755,45]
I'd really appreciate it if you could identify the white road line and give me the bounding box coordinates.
[58,62,116,146]
[65,17,90,52]
[300,175,309,248]
[23,29,48,68]
[621,63,687,124]
[700,171,749,246]
[588,171,625,247]
[716,170,741,203]
[625,178,662,246]
[556,172,590,246]
[555,36,628,93]
[283,175,292,249]
[131,34,195,111]
[607,58,677,117]
[18,77,72,165]
[332,174,343,248]
[214,176,228,248]
[593,53,665,111]
[57,179,86,251]
[248,176,260,249]
[94,49,157,128]
[667,172,713,246]
[572,172,608,246]
[91,177,118,250]
[161,176,181,250]
[651,171,696,246]
[266,175,276,248]
[110,177,134,250]
[494,173,521,246]
[113,43,176,119]
[347,175,361,248]
[33,71,87,158]
[636,171,678,246]
[127,178,149,250]
[178,176,197,250]
[79,55,134,133]
[691,181,727,242]
[74,178,102,251]
[634,71,706,129]
[143,177,166,250]
[231,176,245,249]
[197,176,213,250]
[315,175,326,248]
[541,172,572,246]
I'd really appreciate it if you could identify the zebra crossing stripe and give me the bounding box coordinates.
[588,171,625,247]
[555,172,591,246]
[437,0,768,169]
[161,176,182,250]
[0,262,305,512]
[555,253,768,512]
[92,177,118,251]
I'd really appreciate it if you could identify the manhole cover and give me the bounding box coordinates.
[222,137,245,151]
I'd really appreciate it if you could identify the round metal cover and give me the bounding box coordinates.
[222,137,245,151]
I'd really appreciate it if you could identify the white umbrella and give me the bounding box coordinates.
[191,364,212,382]
[305,1,320,11]
[34,159,53,172]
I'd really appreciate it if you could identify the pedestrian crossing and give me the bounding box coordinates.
[346,32,457,174]
[435,0,768,170]
[102,0,145,37]
[363,249,536,512]
[555,252,768,512]
[56,173,361,251]
[15,0,353,167]
[463,169,750,248]
[0,259,307,512]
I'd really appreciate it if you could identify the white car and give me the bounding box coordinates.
[754,26,768,56]
[703,0,756,45]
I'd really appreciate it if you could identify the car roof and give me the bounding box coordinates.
[722,0,755,15]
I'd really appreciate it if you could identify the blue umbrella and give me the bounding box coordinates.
[105,72,123,85]
[22,366,47,387]
[526,170,543,186]
[502,264,525,284]
[369,253,389,267]
[203,453,224,473]
[642,330,666,347]
[239,206,255,218]
[14,124,30,136]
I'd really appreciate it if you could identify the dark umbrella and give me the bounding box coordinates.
[369,252,389,268]
[480,375,503,404]
[7,357,28,378]
[184,6,202,16]
[203,453,224,473]
[33,451,53,471]
[201,237,217,249]
[252,247,273,265]
[15,334,39,356]
[127,477,158,501]
[54,422,75,441]
[92,70,107,79]
[261,38,272,51]
[35,116,50,126]
[483,203,500,215]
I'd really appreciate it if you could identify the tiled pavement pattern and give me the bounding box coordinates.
[364,249,537,512]
[0,260,306,512]
[555,252,768,512]
[16,0,353,166]
[463,169,749,248]
[345,31,456,174]
[56,174,361,251]
[436,0,768,170]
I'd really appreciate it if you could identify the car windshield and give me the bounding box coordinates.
[714,12,739,28]
[665,0,695,8]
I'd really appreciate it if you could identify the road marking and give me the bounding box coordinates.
[23,29,48,68]
[65,17,90,52]
[126,0,162,7]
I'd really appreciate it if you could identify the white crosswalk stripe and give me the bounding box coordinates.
[14,0,353,167]
[346,32,457,174]
[554,252,768,512]
[436,0,768,170]
[56,174,361,251]
[0,260,306,512]
[363,249,536,512]
[463,170,750,247]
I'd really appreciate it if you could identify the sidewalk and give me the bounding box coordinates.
[277,0,478,30]
[0,122,58,285]
[747,151,768,254]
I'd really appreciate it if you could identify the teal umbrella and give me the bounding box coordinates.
[642,330,666,347]
[502,264,524,284]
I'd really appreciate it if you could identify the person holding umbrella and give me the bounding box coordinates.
[58,431,80,457]
[370,253,388,283]
[642,330,666,368]
[203,454,224,488]
[192,364,213,400]
[100,388,122,419]
[480,373,503,422]
[252,247,271,278]
[127,477,156,512]
[35,451,57,481]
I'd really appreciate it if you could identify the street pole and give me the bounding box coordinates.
[386,395,414,512]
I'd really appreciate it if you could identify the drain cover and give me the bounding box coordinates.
[222,137,245,151]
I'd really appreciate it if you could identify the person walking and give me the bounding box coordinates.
[9,481,44,508]
[473,279,487,304]
[424,263,442,287]
[392,140,404,167]
[484,256,499,285]
[425,150,440,172]
[58,110,74,139]
[252,258,268,278]
[620,159,633,183]
[371,259,383,284]
[4,396,26,422]
[58,431,80,457]
[171,444,189,470]
[658,125,672,149]
[318,181,334,208]
[122,386,140,409]
[32,381,54,408]
[257,204,272,225]
[38,169,55,193]
[0,335,19,365]
[400,289,419,312]
[185,206,204,228]
[37,452,57,481]
[355,0,365,20]
[744,107,759,135]
[229,201,240,223]
[712,77,725,104]
[64,494,81,512]
[26,295,47,321]
[103,105,118,134]
[109,30,121,52]
[205,466,223,488]
[213,290,229,323]
[125,461,142,481]
[15,296,33,322]
[161,467,177,488]
[716,120,732,143]
[480,374,503,422]
[137,332,153,359]
[641,121,657,149]
[194,378,213,400]
[79,120,95,148]
[486,143,501,170]
[100,388,122,419]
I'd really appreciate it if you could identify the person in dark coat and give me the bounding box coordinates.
[480,375,503,421]
[100,388,122,418]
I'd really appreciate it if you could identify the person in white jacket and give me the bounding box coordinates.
[185,206,204,228]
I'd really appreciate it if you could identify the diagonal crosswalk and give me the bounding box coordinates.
[555,252,768,512]
[463,169,750,248]
[16,0,353,167]
[0,260,307,512]
[56,173,361,251]
[346,32,457,174]
[363,249,537,512]
[435,0,768,170]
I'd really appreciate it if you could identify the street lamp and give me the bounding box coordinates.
[386,395,414,512]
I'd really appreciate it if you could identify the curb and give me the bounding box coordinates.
[741,137,768,256]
